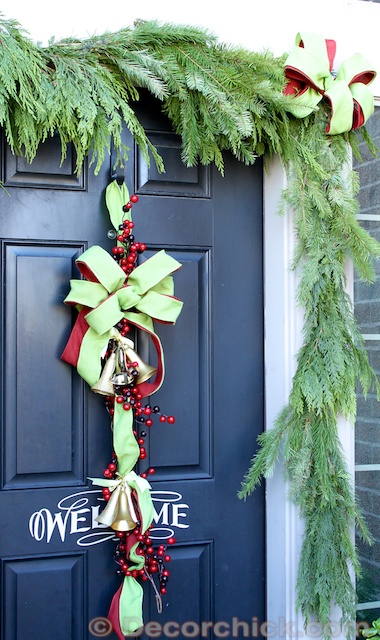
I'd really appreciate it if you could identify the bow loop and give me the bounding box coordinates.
[78,245,126,291]
[284,32,376,134]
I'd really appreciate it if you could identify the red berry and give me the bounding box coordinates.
[108,463,117,471]
[123,403,131,411]
[116,395,124,404]
[103,469,112,478]
[164,555,171,562]
[160,415,167,423]
[130,194,139,203]
[146,546,154,555]
[167,537,176,545]
[124,202,132,209]
[167,416,175,424]
[145,419,153,427]
[148,468,155,475]
[141,472,147,478]
[160,587,167,595]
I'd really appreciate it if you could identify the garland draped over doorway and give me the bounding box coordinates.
[1,15,379,639]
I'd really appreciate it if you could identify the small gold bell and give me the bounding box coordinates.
[111,488,138,532]
[111,344,132,386]
[91,351,116,396]
[124,344,157,384]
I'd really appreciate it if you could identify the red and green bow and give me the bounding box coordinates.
[284,32,376,134]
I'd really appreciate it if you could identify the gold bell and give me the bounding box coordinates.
[111,488,138,532]
[124,344,157,384]
[91,351,116,396]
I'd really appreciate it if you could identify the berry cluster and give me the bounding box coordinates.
[113,528,175,595]
[99,192,176,601]
[111,194,146,277]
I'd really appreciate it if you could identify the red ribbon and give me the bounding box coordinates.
[284,38,336,97]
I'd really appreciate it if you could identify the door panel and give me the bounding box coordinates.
[0,97,264,639]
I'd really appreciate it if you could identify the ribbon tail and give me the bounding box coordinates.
[77,327,111,387]
[119,576,144,636]
[123,312,165,398]
[131,482,155,533]
[61,308,112,388]
[108,584,125,640]
[105,180,131,231]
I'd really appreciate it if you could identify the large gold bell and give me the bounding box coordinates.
[91,351,116,396]
[111,488,138,532]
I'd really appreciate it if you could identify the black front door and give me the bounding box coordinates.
[0,98,264,640]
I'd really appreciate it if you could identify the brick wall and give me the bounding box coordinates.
[354,106,380,619]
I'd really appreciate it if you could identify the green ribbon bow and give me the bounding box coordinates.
[284,32,376,134]
[64,245,183,388]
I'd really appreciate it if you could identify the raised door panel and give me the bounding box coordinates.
[2,242,85,488]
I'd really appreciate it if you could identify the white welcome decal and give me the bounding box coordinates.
[28,490,189,546]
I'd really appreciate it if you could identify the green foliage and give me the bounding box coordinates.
[362,618,380,638]
[0,13,380,640]
[239,116,380,638]
[0,15,296,174]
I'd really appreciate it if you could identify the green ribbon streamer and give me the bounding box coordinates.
[113,402,140,477]
[284,31,376,134]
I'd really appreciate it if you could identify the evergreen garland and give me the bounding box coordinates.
[1,14,379,639]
